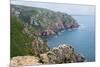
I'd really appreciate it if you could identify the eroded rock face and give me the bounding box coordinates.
[10,56,41,67]
[11,5,79,36]
[40,44,85,64]
[40,21,79,36]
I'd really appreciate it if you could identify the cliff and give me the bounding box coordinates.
[11,5,79,36]
[10,4,84,66]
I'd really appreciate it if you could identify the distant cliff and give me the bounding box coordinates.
[11,5,79,36]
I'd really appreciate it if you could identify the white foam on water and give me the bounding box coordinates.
[78,24,87,31]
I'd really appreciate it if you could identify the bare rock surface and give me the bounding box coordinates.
[10,56,41,67]
[40,44,85,64]
[11,44,85,66]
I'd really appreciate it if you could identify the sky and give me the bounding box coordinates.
[11,0,95,15]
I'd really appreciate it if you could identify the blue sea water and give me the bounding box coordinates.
[48,15,95,62]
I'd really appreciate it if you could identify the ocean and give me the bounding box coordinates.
[48,15,95,62]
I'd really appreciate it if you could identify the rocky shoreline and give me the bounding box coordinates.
[40,21,79,36]
[11,44,85,67]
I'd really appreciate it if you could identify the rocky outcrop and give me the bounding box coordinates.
[10,44,85,66]
[10,56,41,67]
[40,44,85,64]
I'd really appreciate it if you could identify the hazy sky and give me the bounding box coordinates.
[11,0,95,15]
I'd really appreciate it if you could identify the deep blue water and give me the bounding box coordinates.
[48,15,95,62]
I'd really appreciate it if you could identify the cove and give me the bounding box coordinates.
[47,15,95,62]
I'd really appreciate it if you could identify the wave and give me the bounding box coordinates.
[78,24,87,31]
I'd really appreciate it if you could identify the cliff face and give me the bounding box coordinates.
[11,5,79,36]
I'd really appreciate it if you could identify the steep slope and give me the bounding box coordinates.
[11,16,49,58]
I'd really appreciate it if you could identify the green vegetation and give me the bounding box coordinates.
[11,16,33,58]
[11,16,49,58]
